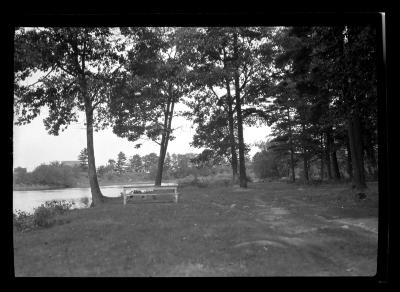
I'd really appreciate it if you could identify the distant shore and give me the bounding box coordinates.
[12,180,172,191]
[13,185,67,191]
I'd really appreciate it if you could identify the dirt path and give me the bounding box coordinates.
[223,184,378,276]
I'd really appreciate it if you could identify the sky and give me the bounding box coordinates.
[13,104,271,171]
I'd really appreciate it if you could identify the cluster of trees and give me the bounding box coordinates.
[95,151,227,180]
[14,25,379,205]
[96,152,157,177]
[13,163,81,188]
[250,26,378,193]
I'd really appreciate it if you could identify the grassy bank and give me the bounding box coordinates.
[13,181,379,276]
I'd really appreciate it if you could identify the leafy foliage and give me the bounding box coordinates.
[14,28,123,133]
[14,163,80,187]
[129,154,143,172]
[252,150,280,179]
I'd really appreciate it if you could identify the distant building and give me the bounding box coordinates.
[14,167,27,174]
[61,161,81,167]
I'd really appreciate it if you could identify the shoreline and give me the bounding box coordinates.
[13,185,68,191]
[13,180,178,192]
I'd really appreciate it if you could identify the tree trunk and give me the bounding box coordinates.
[303,150,309,182]
[155,91,175,186]
[365,139,378,180]
[331,149,341,180]
[326,127,341,180]
[225,78,238,183]
[79,44,104,207]
[233,31,247,188]
[346,138,353,179]
[325,132,333,180]
[155,134,167,186]
[84,98,105,206]
[347,112,367,191]
[343,27,367,193]
[301,123,309,182]
[287,107,295,182]
[320,134,324,180]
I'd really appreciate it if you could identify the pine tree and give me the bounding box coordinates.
[78,148,88,171]
[116,152,127,174]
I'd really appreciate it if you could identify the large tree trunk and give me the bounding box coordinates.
[303,150,309,182]
[225,78,238,183]
[301,123,309,182]
[320,134,325,180]
[84,98,105,206]
[155,92,175,186]
[287,107,296,182]
[155,134,167,186]
[364,138,378,180]
[343,27,367,193]
[326,127,341,180]
[347,111,367,191]
[325,132,333,180]
[331,149,341,180]
[80,43,104,207]
[346,133,353,179]
[233,31,247,188]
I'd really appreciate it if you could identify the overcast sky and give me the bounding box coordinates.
[13,104,271,171]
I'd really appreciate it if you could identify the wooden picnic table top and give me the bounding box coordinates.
[122,184,178,189]
[122,184,180,205]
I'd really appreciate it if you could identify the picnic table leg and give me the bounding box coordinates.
[174,188,178,203]
[123,189,126,205]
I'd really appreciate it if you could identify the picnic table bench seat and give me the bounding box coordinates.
[122,184,179,205]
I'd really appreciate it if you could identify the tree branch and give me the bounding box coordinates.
[209,87,221,101]
[55,60,76,77]
[91,89,105,112]
[24,66,56,88]
[240,63,255,91]
[153,139,161,146]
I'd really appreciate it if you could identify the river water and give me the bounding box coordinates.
[13,182,177,214]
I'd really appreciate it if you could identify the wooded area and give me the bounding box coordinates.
[14,26,379,206]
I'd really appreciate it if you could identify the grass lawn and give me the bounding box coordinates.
[13,181,379,277]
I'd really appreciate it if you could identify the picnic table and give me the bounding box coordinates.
[122,184,179,205]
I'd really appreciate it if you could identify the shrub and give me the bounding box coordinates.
[14,200,74,231]
[252,150,280,179]
[190,177,209,188]
[43,200,74,214]
[13,210,34,232]
[33,206,56,228]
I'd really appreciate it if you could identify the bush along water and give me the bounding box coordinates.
[13,210,34,232]
[13,200,74,232]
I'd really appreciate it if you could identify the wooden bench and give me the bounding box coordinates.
[122,184,179,205]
